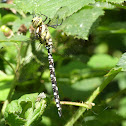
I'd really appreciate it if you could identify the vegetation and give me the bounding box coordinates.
[0,0,126,126]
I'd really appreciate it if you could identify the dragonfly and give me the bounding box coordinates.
[31,14,63,117]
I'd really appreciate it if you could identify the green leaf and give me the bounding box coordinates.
[88,54,118,69]
[14,0,95,18]
[4,100,26,126]
[94,2,115,9]
[106,0,125,4]
[0,72,13,101]
[1,14,18,25]
[116,52,126,71]
[4,113,26,126]
[58,7,104,40]
[72,77,101,91]
[4,93,47,126]
[57,61,86,75]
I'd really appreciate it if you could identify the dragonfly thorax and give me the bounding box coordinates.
[32,17,43,28]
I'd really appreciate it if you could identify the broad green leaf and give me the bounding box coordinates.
[116,52,126,71]
[4,100,26,126]
[14,0,95,18]
[4,93,47,126]
[72,77,101,91]
[88,54,118,69]
[57,61,86,74]
[1,14,18,25]
[58,7,104,40]
[106,0,125,4]
[5,113,26,126]
[0,72,13,101]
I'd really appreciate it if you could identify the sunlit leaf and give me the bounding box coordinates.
[106,0,125,4]
[14,0,95,18]
[4,93,47,126]
[0,72,13,101]
[88,54,118,69]
[58,7,104,40]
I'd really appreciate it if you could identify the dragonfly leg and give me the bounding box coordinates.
[47,16,63,28]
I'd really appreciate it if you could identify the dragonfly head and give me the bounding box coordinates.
[32,17,43,28]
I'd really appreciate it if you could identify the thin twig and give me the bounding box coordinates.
[60,101,95,109]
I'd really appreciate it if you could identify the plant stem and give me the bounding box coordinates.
[65,68,121,126]
[60,101,95,109]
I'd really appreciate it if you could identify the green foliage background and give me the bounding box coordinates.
[0,0,126,126]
